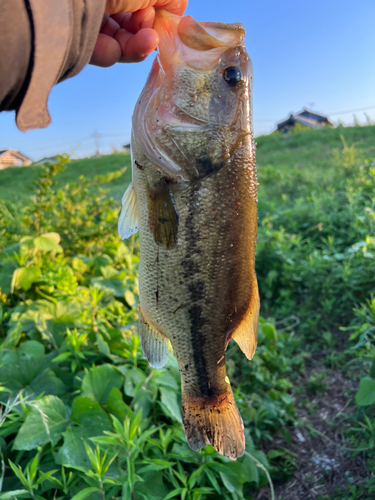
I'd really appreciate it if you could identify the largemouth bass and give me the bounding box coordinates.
[119,10,259,460]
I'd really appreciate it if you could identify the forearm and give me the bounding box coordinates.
[0,0,105,131]
[0,0,32,112]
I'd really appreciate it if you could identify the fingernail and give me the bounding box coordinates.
[140,8,155,28]
[144,8,155,21]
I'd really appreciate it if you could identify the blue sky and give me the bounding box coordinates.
[1,0,374,161]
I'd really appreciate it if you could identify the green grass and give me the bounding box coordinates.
[0,153,132,203]
[1,124,374,206]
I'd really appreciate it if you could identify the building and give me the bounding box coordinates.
[34,156,59,165]
[277,109,333,133]
[0,149,32,169]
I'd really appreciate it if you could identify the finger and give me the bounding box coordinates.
[100,15,121,37]
[105,0,187,16]
[105,1,151,15]
[90,33,122,67]
[115,27,159,63]
[111,7,155,34]
[126,7,156,31]
[100,13,110,29]
[154,0,188,16]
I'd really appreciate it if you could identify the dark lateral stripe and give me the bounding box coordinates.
[183,187,212,397]
[188,303,212,397]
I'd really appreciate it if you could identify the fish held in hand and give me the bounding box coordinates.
[119,9,259,460]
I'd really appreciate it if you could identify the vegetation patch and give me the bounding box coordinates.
[0,124,374,499]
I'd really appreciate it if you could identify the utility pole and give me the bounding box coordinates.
[92,129,102,156]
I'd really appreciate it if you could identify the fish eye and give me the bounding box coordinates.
[223,66,243,87]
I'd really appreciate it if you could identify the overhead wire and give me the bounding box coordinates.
[254,104,375,124]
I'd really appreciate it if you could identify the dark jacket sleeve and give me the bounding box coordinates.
[0,0,106,131]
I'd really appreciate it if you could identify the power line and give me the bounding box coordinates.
[328,104,375,116]
[254,104,375,124]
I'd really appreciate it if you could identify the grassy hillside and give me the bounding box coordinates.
[0,153,132,202]
[1,124,374,204]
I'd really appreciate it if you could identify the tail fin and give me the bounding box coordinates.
[182,388,245,460]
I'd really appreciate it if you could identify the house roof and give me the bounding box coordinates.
[35,156,58,164]
[0,149,32,161]
[277,108,334,130]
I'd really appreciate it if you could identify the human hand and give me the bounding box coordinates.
[90,0,188,67]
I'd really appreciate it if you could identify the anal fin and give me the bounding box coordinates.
[118,182,138,240]
[231,279,260,360]
[138,307,169,368]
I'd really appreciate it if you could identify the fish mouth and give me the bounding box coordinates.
[131,11,251,180]
[154,10,246,73]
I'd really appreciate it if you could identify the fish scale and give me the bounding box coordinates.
[118,10,259,459]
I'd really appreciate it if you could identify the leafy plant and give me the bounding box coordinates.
[1,126,375,499]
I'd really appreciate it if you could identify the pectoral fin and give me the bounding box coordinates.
[231,281,260,360]
[139,307,169,368]
[147,179,179,249]
[118,182,138,240]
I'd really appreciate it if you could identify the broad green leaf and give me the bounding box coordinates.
[8,300,54,336]
[8,300,79,341]
[0,261,18,295]
[91,277,127,298]
[219,472,237,494]
[100,265,119,279]
[355,377,375,406]
[154,371,179,390]
[19,340,45,357]
[15,266,41,291]
[133,390,153,419]
[56,427,99,469]
[70,397,112,432]
[96,332,111,357]
[159,387,182,423]
[261,324,277,342]
[81,364,123,404]
[70,487,100,500]
[34,234,63,253]
[0,342,66,397]
[124,367,146,397]
[124,290,135,307]
[54,302,80,323]
[106,388,134,420]
[241,455,259,484]
[13,395,67,450]
[93,255,113,271]
[1,323,22,349]
[40,232,60,243]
